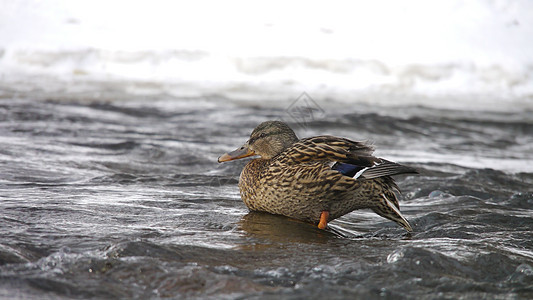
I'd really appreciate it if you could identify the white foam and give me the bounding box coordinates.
[381,150,533,174]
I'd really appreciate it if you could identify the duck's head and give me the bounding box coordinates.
[218,121,298,162]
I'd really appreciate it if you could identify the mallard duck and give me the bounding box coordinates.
[218,120,417,231]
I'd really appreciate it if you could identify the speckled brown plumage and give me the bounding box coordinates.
[218,121,417,231]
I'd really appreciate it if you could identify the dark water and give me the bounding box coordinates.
[1,97,533,299]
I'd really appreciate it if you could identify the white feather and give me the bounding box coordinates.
[354,167,369,179]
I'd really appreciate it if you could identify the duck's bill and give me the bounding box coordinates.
[218,147,256,163]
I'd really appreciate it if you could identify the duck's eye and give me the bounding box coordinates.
[249,132,267,145]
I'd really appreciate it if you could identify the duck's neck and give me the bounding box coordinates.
[241,158,269,181]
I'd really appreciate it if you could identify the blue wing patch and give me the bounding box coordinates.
[331,162,365,177]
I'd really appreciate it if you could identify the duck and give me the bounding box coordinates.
[218,120,417,232]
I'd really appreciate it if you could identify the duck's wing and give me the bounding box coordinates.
[273,135,416,231]
[277,135,375,165]
[277,135,417,179]
[333,160,417,180]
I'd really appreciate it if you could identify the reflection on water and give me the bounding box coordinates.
[238,212,338,246]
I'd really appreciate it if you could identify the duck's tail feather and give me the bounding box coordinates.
[372,193,413,232]
[360,160,418,180]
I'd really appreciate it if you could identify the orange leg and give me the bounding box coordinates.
[318,211,329,229]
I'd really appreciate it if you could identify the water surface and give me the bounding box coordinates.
[1,97,532,299]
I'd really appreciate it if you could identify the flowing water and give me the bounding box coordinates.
[0,95,532,299]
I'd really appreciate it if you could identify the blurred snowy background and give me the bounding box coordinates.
[0,0,531,108]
